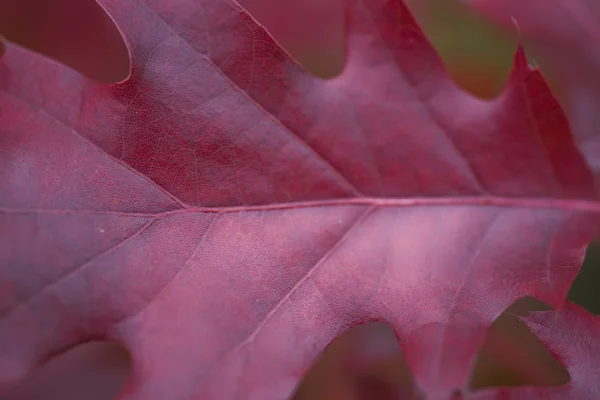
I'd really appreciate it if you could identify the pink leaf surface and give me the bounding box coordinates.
[2,0,600,399]
[464,0,600,178]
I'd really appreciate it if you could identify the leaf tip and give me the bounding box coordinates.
[513,45,529,70]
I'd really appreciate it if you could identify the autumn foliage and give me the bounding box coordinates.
[1,0,600,399]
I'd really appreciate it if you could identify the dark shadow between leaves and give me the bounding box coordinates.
[470,296,570,391]
[2,341,131,400]
[568,237,600,315]
[293,322,420,400]
[0,0,129,84]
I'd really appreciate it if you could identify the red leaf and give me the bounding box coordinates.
[235,0,345,78]
[463,0,600,179]
[1,0,600,398]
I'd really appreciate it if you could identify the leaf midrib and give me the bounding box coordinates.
[3,195,600,217]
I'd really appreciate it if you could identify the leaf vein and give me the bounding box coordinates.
[139,0,364,197]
